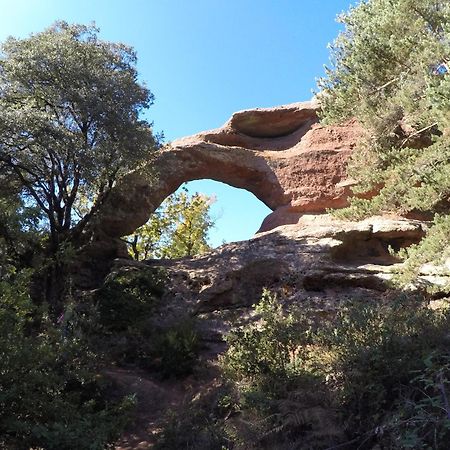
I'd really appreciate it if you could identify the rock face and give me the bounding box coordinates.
[115,214,427,324]
[96,101,363,239]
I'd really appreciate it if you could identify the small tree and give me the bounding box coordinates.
[0,22,158,310]
[127,189,215,260]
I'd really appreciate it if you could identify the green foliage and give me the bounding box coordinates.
[0,22,157,242]
[221,291,340,449]
[219,290,450,449]
[319,0,449,131]
[373,352,450,449]
[94,267,165,332]
[0,271,135,449]
[319,296,450,441]
[223,289,312,381]
[0,176,43,272]
[127,188,215,260]
[395,214,450,291]
[150,318,200,377]
[318,0,450,283]
[0,22,159,311]
[155,384,235,450]
[93,268,199,377]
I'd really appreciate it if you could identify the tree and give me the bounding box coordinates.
[127,189,215,260]
[0,22,158,309]
[0,177,42,273]
[318,0,450,286]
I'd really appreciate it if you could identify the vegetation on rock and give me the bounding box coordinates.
[159,290,450,449]
[318,0,450,286]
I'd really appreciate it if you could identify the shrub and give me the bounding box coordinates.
[94,267,166,332]
[155,383,235,450]
[93,268,200,378]
[221,290,340,449]
[380,353,450,449]
[223,289,312,382]
[316,295,450,448]
[149,318,200,378]
[0,271,135,450]
[220,290,450,449]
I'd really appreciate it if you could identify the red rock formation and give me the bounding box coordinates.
[96,101,364,239]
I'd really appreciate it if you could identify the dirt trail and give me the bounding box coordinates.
[111,358,222,449]
[109,367,190,449]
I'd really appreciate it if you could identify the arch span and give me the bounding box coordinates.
[97,101,363,239]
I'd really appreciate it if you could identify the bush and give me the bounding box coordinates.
[221,290,340,449]
[155,383,235,450]
[94,267,166,332]
[149,318,200,378]
[93,267,199,378]
[380,353,450,449]
[220,290,450,449]
[0,271,135,450]
[320,295,450,448]
[223,289,312,382]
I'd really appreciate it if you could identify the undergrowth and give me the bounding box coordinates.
[0,271,136,450]
[158,289,450,449]
[92,267,200,378]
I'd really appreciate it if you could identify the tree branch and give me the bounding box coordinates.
[400,122,438,148]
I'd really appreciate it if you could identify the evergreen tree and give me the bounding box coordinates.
[318,0,450,286]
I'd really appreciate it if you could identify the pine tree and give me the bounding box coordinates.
[318,0,450,286]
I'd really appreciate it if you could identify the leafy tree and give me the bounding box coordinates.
[0,175,42,273]
[0,22,158,309]
[127,189,215,260]
[318,0,450,285]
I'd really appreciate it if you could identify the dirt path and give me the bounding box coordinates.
[110,356,223,449]
[108,367,187,449]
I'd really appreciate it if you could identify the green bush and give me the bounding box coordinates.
[320,295,450,448]
[93,268,200,378]
[221,290,340,449]
[0,271,135,450]
[220,290,450,449]
[155,383,235,450]
[150,318,200,378]
[94,267,166,332]
[223,289,312,382]
[380,353,450,449]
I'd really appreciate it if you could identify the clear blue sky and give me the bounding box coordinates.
[0,0,354,246]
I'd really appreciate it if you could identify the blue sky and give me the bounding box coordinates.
[0,0,354,246]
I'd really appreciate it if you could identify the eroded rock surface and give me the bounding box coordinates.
[114,214,428,330]
[103,101,436,449]
[97,101,363,239]
[111,213,439,449]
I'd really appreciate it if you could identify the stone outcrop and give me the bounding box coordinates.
[104,101,442,449]
[114,214,428,326]
[97,101,364,240]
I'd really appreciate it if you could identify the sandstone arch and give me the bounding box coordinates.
[97,100,363,239]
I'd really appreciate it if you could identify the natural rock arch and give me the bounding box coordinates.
[96,100,363,240]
